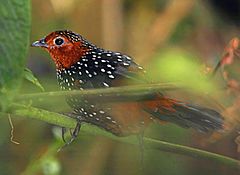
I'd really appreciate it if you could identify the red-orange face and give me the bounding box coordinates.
[31,30,89,69]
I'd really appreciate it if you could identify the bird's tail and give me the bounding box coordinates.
[143,95,224,132]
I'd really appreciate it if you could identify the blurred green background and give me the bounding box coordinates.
[1,0,240,174]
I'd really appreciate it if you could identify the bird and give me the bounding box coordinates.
[31,30,224,144]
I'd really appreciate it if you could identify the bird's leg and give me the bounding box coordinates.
[58,122,81,152]
[60,112,79,143]
[61,127,67,143]
[70,121,81,143]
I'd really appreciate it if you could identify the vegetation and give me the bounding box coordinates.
[0,0,239,175]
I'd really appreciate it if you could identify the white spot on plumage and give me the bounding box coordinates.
[103,82,109,87]
[99,110,105,114]
[101,68,106,72]
[126,56,132,60]
[108,75,115,79]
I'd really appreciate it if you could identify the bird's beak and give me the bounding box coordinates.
[31,38,48,48]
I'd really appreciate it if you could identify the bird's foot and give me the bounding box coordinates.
[58,122,81,152]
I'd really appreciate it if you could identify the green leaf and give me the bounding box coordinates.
[24,68,44,91]
[0,0,31,111]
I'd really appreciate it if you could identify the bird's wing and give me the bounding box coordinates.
[100,51,148,86]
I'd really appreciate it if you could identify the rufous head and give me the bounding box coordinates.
[31,30,89,69]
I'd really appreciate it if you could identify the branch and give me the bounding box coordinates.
[7,104,240,169]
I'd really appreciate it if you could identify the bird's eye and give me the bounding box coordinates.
[54,37,64,46]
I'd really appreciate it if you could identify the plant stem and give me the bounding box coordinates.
[13,103,76,128]
[9,104,240,169]
[16,83,180,102]
[143,138,240,169]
